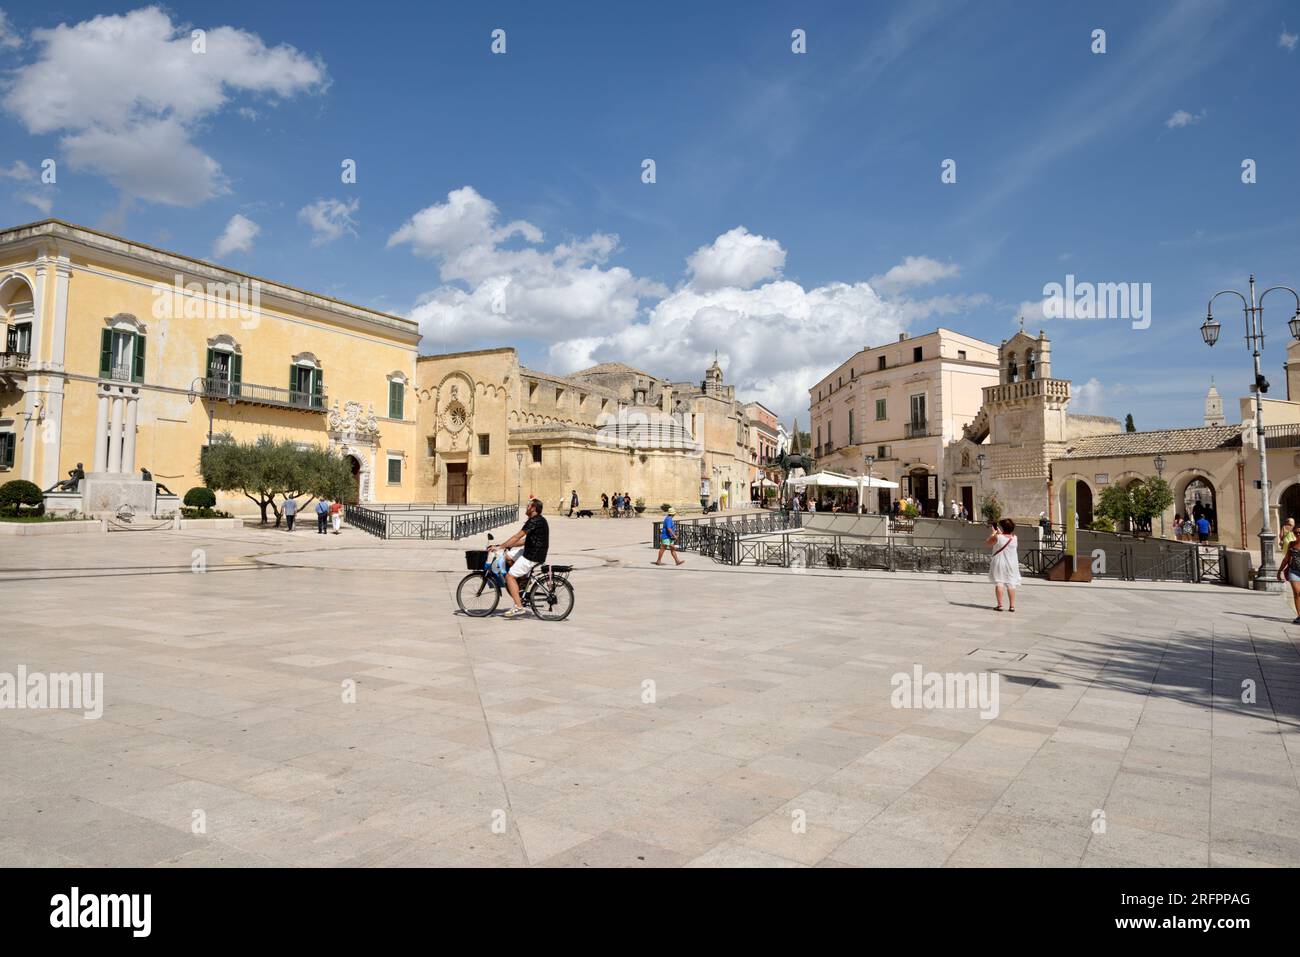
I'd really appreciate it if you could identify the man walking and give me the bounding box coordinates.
[569,489,578,518]
[316,497,330,534]
[283,495,297,531]
[654,507,685,566]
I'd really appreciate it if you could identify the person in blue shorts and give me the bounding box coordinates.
[654,507,685,566]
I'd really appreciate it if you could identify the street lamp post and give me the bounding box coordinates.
[1153,454,1167,538]
[864,453,875,514]
[515,450,524,512]
[187,376,235,450]
[1200,275,1300,591]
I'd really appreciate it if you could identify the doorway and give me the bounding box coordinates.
[961,485,974,521]
[446,462,468,504]
[345,455,361,504]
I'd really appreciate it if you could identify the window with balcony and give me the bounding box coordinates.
[290,363,324,409]
[5,321,31,355]
[205,347,242,396]
[99,328,145,383]
[908,394,927,437]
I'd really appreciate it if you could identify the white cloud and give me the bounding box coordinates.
[392,186,666,346]
[869,255,960,295]
[0,159,33,181]
[213,213,259,258]
[0,10,22,50]
[1165,108,1206,129]
[686,226,785,290]
[15,190,52,215]
[3,7,326,206]
[1071,377,1107,414]
[1281,26,1299,51]
[298,197,358,246]
[397,187,987,423]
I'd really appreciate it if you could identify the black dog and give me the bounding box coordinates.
[575,509,594,518]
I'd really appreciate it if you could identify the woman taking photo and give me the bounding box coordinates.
[986,518,1021,612]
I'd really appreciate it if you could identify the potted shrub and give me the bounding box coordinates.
[660,503,671,512]
[0,479,44,517]
[634,497,646,514]
[979,493,1002,525]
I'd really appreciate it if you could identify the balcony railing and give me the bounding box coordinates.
[0,351,29,372]
[199,376,326,412]
[905,420,929,438]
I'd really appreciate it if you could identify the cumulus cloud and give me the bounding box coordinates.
[391,186,666,345]
[1281,26,1298,51]
[0,159,33,180]
[16,190,52,215]
[396,187,986,423]
[869,255,960,295]
[3,7,326,206]
[686,226,785,290]
[1165,109,1206,129]
[213,213,259,258]
[298,197,359,246]
[1071,377,1107,414]
[0,10,22,50]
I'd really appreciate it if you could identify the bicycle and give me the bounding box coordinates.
[455,538,576,621]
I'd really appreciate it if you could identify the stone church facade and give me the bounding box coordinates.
[414,348,754,510]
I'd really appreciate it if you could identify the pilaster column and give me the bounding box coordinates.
[122,394,138,475]
[107,395,123,473]
[92,390,109,472]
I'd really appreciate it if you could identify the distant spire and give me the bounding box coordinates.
[1018,315,1025,334]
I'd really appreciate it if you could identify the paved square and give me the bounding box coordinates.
[2,516,1299,867]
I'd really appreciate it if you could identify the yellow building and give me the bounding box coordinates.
[414,349,754,511]
[0,219,419,514]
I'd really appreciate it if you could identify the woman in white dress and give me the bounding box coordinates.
[986,518,1021,612]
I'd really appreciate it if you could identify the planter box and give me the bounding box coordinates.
[0,519,106,536]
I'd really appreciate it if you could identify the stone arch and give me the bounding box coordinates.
[1025,348,1036,380]
[0,272,35,316]
[1057,474,1095,528]
[105,312,147,335]
[1276,475,1300,529]
[1174,471,1218,535]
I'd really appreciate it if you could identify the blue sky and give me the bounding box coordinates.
[1,0,1298,428]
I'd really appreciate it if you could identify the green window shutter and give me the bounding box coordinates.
[205,347,215,380]
[389,381,403,419]
[312,368,323,409]
[99,329,112,378]
[230,353,242,384]
[132,334,146,383]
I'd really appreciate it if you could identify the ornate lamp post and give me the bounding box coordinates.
[1200,275,1300,591]
[1153,454,1167,538]
[864,453,875,514]
[187,376,235,450]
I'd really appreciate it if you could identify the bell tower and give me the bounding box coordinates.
[1203,378,1225,427]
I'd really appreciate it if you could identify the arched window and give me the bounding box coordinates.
[1007,354,1019,383]
[1025,349,1036,380]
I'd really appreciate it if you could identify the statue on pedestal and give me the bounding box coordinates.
[141,467,173,495]
[46,463,84,493]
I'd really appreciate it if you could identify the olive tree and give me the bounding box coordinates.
[200,435,354,525]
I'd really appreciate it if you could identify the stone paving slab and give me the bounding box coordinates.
[1,515,1298,867]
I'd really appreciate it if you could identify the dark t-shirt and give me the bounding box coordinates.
[521,515,550,563]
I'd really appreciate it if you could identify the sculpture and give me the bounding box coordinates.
[46,463,84,493]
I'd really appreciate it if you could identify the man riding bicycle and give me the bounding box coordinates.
[489,498,550,619]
